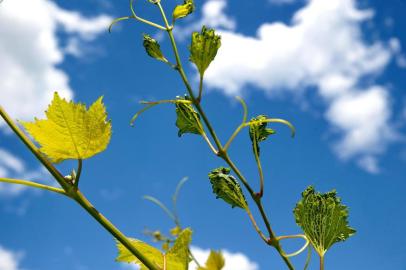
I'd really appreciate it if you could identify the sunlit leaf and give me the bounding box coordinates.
[116,239,163,270]
[294,186,356,257]
[197,250,225,270]
[167,228,193,270]
[173,0,195,22]
[189,26,221,76]
[116,228,193,270]
[22,92,111,163]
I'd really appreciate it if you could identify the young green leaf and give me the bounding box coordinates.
[293,186,356,257]
[197,250,225,270]
[116,228,193,270]
[189,26,221,77]
[208,167,248,210]
[172,0,195,22]
[175,96,204,137]
[248,115,275,156]
[21,92,111,163]
[143,34,168,63]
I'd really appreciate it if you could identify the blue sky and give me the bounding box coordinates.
[0,0,406,269]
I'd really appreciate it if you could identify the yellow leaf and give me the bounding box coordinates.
[22,92,111,163]
[197,250,225,270]
[116,229,193,270]
[116,239,164,270]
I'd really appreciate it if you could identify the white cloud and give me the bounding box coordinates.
[389,38,406,68]
[0,246,21,270]
[200,0,401,172]
[0,0,111,125]
[268,0,296,5]
[174,0,235,39]
[189,246,258,270]
[0,148,50,197]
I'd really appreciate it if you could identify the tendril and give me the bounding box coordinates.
[276,234,310,258]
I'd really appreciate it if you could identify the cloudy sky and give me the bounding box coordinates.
[0,0,405,269]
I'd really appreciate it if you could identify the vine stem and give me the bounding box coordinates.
[155,3,295,269]
[246,208,268,243]
[75,159,83,188]
[319,254,325,270]
[0,106,160,270]
[0,177,67,196]
[252,131,264,197]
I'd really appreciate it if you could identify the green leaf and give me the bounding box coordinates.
[21,92,111,163]
[248,115,275,156]
[173,0,195,22]
[116,228,193,270]
[197,250,225,270]
[143,34,167,63]
[175,96,204,137]
[293,186,356,257]
[208,167,248,209]
[189,26,221,76]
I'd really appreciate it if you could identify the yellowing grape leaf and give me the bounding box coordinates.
[21,92,111,163]
[197,250,225,270]
[167,228,192,270]
[116,239,164,270]
[116,228,193,270]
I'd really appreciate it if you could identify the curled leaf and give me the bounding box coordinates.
[208,167,247,209]
[175,96,204,137]
[248,115,275,156]
[173,0,195,22]
[21,92,111,163]
[294,186,356,257]
[189,26,221,76]
[143,34,167,62]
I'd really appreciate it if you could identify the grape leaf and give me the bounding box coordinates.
[208,167,247,210]
[189,26,221,76]
[173,0,195,22]
[143,34,167,63]
[197,250,225,270]
[116,228,193,270]
[21,92,111,163]
[116,239,163,270]
[294,186,356,257]
[175,96,204,137]
[248,115,275,156]
[167,228,192,270]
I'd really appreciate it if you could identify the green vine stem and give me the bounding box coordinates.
[154,2,296,269]
[252,130,265,197]
[320,255,325,270]
[0,106,160,270]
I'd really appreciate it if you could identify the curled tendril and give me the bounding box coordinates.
[130,99,192,126]
[109,0,167,32]
[244,118,296,138]
[109,16,133,33]
[236,96,248,124]
[224,114,295,151]
[276,234,310,258]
